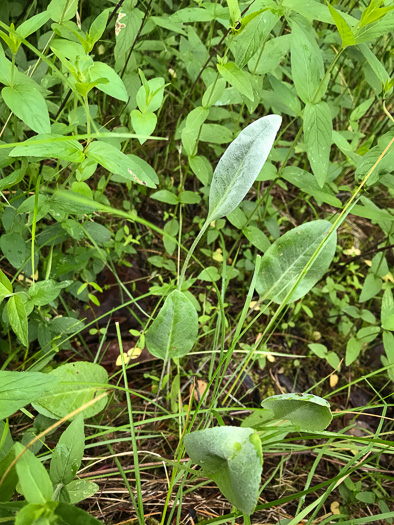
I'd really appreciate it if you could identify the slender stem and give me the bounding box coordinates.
[115,322,145,525]
[177,218,210,290]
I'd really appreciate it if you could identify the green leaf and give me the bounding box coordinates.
[179,191,200,204]
[181,107,209,156]
[0,269,12,305]
[1,84,50,134]
[200,124,233,144]
[82,222,110,244]
[232,11,279,67]
[248,35,291,75]
[226,0,241,25]
[48,0,78,22]
[256,220,337,304]
[145,290,198,360]
[7,295,28,347]
[50,415,84,485]
[163,219,179,256]
[66,480,99,504]
[15,502,58,525]
[32,362,108,420]
[290,20,325,103]
[244,225,271,252]
[131,110,157,144]
[88,10,110,47]
[136,76,165,113]
[86,141,158,188]
[282,166,341,207]
[17,11,51,39]
[0,447,17,502]
[346,337,363,366]
[14,443,53,504]
[0,371,58,420]
[382,288,394,331]
[0,232,27,269]
[184,426,263,514]
[359,272,382,302]
[150,190,178,205]
[202,78,226,108]
[303,101,333,188]
[217,62,254,101]
[10,134,84,163]
[261,393,332,431]
[28,280,72,307]
[89,62,128,102]
[197,266,221,282]
[54,502,103,524]
[327,3,355,47]
[208,115,281,222]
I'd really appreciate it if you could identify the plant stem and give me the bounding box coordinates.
[177,218,210,290]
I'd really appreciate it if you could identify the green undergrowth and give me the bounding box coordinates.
[0,0,393,524]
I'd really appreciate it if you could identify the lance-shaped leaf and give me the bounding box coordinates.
[50,414,85,485]
[184,426,263,514]
[145,290,198,360]
[256,220,337,303]
[208,115,281,222]
[303,101,333,188]
[261,393,332,431]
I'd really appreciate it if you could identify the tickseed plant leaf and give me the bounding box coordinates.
[0,371,59,420]
[145,290,198,360]
[261,393,332,431]
[208,115,281,222]
[50,414,85,485]
[256,220,337,304]
[32,362,108,420]
[14,443,53,504]
[1,84,50,134]
[86,141,158,188]
[303,101,333,188]
[184,426,263,514]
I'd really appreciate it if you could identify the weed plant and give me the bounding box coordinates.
[0,0,393,524]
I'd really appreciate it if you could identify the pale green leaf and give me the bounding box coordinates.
[208,115,281,221]
[184,426,262,514]
[261,393,332,431]
[66,480,99,504]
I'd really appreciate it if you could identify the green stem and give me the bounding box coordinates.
[177,218,210,290]
[10,53,15,88]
